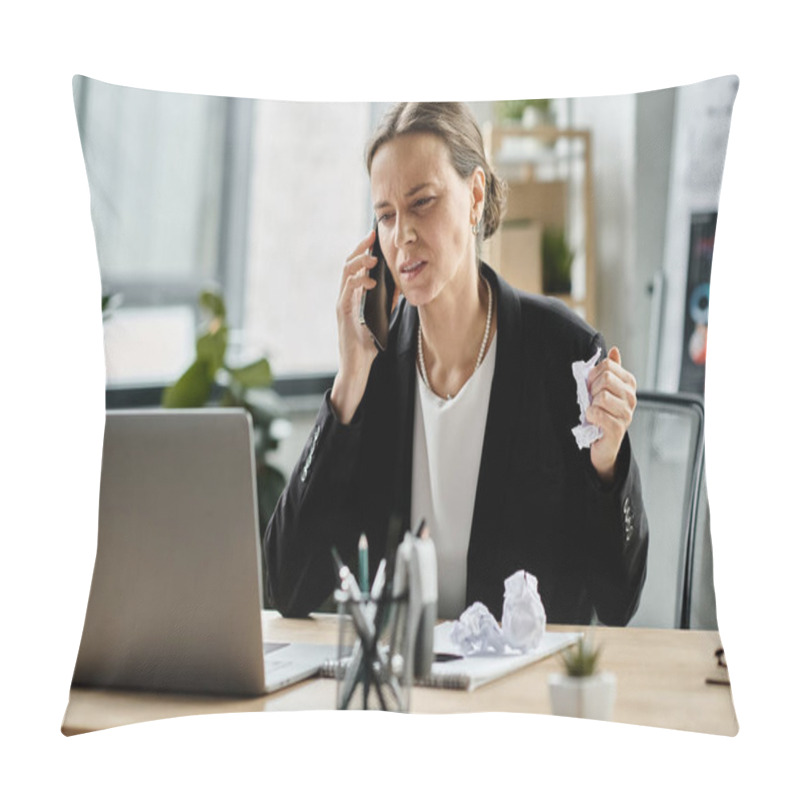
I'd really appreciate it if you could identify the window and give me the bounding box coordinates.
[241,100,373,376]
[76,78,374,387]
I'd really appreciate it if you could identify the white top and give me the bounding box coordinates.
[410,333,497,620]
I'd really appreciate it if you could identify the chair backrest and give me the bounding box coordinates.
[627,391,705,629]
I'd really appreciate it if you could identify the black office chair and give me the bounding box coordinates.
[627,391,706,629]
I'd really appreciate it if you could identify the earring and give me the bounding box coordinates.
[471,221,480,236]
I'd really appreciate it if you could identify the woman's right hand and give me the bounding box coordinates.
[330,229,380,424]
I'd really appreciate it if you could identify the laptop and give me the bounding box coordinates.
[71,408,337,696]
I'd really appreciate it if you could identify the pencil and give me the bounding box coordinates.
[358,533,369,595]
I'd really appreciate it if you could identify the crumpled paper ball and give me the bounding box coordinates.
[451,601,506,654]
[501,570,546,651]
[571,347,604,449]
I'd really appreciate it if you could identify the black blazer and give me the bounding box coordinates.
[265,265,648,625]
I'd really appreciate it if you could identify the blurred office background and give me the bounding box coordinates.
[74,75,737,629]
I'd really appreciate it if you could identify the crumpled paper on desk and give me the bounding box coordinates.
[501,570,546,651]
[451,570,546,654]
[450,602,506,654]
[571,347,604,449]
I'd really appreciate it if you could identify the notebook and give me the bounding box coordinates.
[425,622,581,691]
[71,408,337,696]
[321,623,581,691]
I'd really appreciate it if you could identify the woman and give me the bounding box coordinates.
[265,102,648,625]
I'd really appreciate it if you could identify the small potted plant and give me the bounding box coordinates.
[548,631,616,721]
[499,98,554,128]
[541,227,574,295]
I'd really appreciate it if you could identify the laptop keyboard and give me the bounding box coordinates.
[263,642,289,655]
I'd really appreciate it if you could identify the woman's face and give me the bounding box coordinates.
[370,132,484,309]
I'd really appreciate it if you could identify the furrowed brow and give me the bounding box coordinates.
[405,182,434,197]
[374,182,435,211]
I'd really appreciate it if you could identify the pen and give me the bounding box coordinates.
[331,546,346,580]
[338,565,375,638]
[337,565,379,709]
[383,514,403,598]
[331,549,376,640]
[358,533,369,596]
[374,515,403,645]
[370,558,387,602]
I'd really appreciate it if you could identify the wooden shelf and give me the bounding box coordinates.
[482,122,596,327]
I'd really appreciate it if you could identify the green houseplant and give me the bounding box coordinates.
[561,636,602,677]
[541,227,574,295]
[102,292,122,322]
[499,98,553,126]
[548,628,617,720]
[162,290,287,550]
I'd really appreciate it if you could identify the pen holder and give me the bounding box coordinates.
[334,589,412,712]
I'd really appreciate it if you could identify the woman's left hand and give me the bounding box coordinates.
[585,346,637,484]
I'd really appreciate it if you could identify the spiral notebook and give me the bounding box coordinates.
[321,623,581,691]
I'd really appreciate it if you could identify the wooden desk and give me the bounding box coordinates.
[62,611,737,737]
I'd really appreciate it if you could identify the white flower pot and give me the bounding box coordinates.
[548,672,617,721]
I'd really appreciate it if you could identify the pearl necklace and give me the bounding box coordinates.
[417,275,493,401]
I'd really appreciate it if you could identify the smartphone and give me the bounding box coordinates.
[359,221,396,351]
